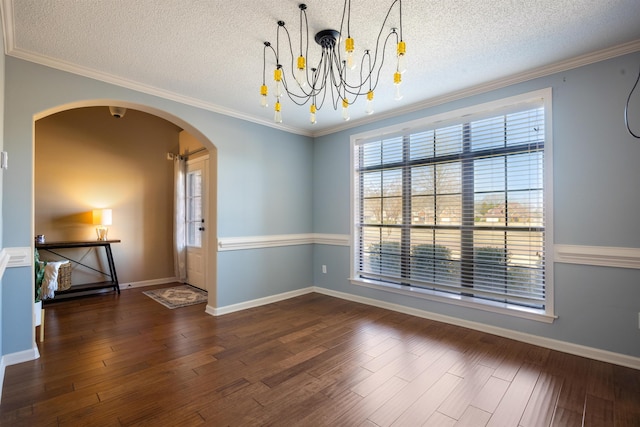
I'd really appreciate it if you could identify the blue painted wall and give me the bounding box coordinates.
[1,57,313,355]
[312,51,640,358]
[2,50,639,361]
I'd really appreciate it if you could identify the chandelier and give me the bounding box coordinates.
[260,0,406,124]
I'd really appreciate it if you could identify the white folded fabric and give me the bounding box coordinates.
[41,260,70,300]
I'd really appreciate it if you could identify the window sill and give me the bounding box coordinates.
[350,277,556,324]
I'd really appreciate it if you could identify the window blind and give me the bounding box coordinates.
[354,99,546,309]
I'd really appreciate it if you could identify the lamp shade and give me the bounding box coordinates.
[93,209,112,226]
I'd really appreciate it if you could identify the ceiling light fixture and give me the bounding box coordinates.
[260,0,406,125]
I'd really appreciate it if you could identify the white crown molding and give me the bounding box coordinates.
[3,30,312,138]
[1,0,14,55]
[555,244,640,270]
[217,233,349,251]
[3,0,637,141]
[312,286,640,370]
[8,48,311,137]
[312,39,640,137]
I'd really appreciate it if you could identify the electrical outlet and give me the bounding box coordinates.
[322,265,327,274]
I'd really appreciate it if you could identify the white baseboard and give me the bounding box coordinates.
[312,286,640,371]
[3,345,40,367]
[0,356,4,403]
[209,287,315,316]
[120,277,179,290]
[0,344,41,404]
[206,284,640,369]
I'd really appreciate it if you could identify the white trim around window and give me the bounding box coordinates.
[350,88,555,322]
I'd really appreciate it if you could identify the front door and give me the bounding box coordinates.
[186,156,208,291]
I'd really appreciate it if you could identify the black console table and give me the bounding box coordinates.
[36,240,121,299]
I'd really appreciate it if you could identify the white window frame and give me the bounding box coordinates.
[350,88,555,323]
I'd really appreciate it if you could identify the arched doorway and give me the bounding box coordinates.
[33,100,218,314]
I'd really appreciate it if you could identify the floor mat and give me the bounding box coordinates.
[143,285,207,309]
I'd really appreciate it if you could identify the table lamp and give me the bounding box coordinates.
[93,209,112,241]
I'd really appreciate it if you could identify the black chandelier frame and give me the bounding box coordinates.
[261,0,405,121]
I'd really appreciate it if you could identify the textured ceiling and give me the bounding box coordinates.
[3,0,640,135]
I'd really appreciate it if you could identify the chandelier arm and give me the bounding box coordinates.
[367,30,397,94]
[310,54,330,111]
[312,51,333,97]
[347,0,352,37]
[341,50,374,93]
[333,0,349,73]
[298,5,305,55]
[280,24,299,84]
[333,2,400,100]
[307,51,329,103]
[280,73,313,105]
[399,0,403,40]
[330,51,347,100]
[276,22,282,65]
[339,48,372,93]
[262,43,269,85]
[279,66,315,105]
[342,52,367,101]
[315,69,330,111]
[362,50,373,91]
[315,89,328,110]
[325,51,342,110]
[264,43,279,70]
[280,21,319,100]
[366,0,401,74]
[302,8,312,87]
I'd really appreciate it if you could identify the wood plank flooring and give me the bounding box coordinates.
[1,285,639,426]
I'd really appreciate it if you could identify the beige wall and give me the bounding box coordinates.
[179,130,205,158]
[35,106,181,285]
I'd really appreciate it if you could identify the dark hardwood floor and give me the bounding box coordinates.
[1,285,639,426]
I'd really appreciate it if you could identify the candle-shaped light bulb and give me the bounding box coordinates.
[365,90,374,115]
[345,37,356,70]
[342,98,350,121]
[397,41,407,74]
[274,67,284,97]
[274,100,282,123]
[393,72,403,101]
[296,56,307,88]
[310,104,317,124]
[260,85,268,108]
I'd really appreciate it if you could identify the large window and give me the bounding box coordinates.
[352,89,553,320]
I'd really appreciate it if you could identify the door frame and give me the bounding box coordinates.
[186,154,209,291]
